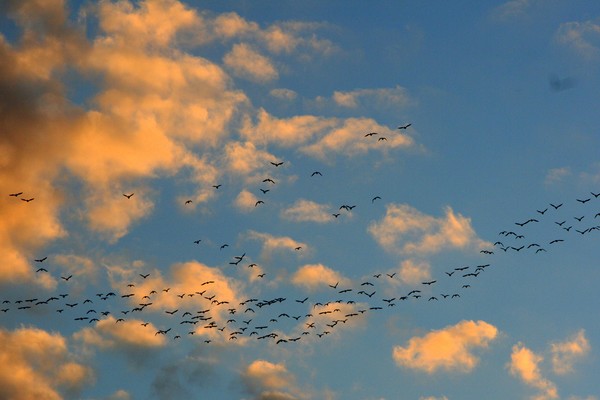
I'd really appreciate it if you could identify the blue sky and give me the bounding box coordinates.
[1,1,600,399]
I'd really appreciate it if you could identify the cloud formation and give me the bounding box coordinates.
[369,204,488,255]
[392,320,498,373]
[508,343,559,400]
[242,359,306,400]
[0,326,93,400]
[550,329,590,375]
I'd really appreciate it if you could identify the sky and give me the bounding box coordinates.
[1,0,600,399]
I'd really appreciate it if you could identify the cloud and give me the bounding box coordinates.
[74,316,166,350]
[281,199,332,223]
[151,353,217,400]
[544,167,572,186]
[270,88,297,100]
[508,343,558,400]
[235,189,262,212]
[550,330,590,375]
[291,263,350,291]
[104,260,247,339]
[396,259,432,286]
[369,204,489,255]
[392,320,498,373]
[242,360,306,400]
[491,0,535,20]
[556,20,600,60]
[332,86,414,109]
[224,43,278,82]
[247,230,306,260]
[0,326,93,400]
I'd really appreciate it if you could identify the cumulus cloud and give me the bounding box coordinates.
[291,263,350,291]
[104,260,246,340]
[235,189,262,212]
[224,43,278,82]
[0,326,93,400]
[550,330,590,375]
[242,359,306,400]
[281,199,332,223]
[508,343,559,400]
[392,320,498,373]
[368,204,489,255]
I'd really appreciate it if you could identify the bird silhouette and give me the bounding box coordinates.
[123,193,134,199]
[34,257,47,263]
[397,123,412,129]
[9,192,23,197]
[270,161,284,167]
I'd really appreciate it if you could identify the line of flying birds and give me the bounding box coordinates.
[5,125,600,343]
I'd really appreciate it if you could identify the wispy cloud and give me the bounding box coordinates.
[281,199,332,223]
[550,329,590,375]
[556,20,600,60]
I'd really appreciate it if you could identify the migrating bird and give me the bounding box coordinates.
[270,161,284,167]
[372,196,381,203]
[9,192,23,197]
[255,200,264,207]
[311,171,323,176]
[21,198,34,202]
[123,193,134,199]
[397,123,412,130]
[185,200,192,204]
[61,275,73,281]
[139,273,150,279]
[212,184,221,189]
[34,257,47,263]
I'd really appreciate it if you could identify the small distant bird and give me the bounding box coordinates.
[294,246,302,251]
[262,178,275,184]
[378,137,387,141]
[311,171,323,176]
[550,203,563,209]
[365,132,378,137]
[21,198,34,202]
[61,275,73,281]
[257,273,266,278]
[9,192,23,197]
[36,268,47,272]
[270,161,284,167]
[255,200,264,207]
[185,200,192,204]
[123,193,134,199]
[220,244,229,250]
[397,123,412,130]
[372,196,381,203]
[193,239,201,244]
[34,257,47,263]
[260,189,270,194]
[212,184,221,189]
[139,273,149,279]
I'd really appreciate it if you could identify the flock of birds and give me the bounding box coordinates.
[3,124,600,345]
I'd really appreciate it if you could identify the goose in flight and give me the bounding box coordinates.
[397,123,412,130]
[255,200,264,207]
[262,178,275,184]
[185,200,192,204]
[9,192,23,197]
[311,171,323,176]
[123,193,134,199]
[21,198,34,202]
[270,161,284,167]
[212,184,221,189]
[34,257,47,263]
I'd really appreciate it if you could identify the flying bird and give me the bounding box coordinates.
[270,161,284,167]
[9,192,23,197]
[123,193,134,199]
[397,123,412,130]
[185,200,192,204]
[34,257,47,263]
[311,171,323,176]
[21,198,34,202]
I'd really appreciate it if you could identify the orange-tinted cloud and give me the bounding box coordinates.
[550,329,590,375]
[291,263,350,292]
[281,199,332,223]
[508,343,559,400]
[0,326,93,400]
[393,320,498,373]
[369,204,489,255]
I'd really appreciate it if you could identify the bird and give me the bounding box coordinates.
[259,189,270,194]
[220,244,229,250]
[262,178,275,184]
[365,132,378,137]
[328,282,339,289]
[34,257,47,263]
[36,267,47,272]
[397,123,412,130]
[61,275,73,281]
[536,208,548,215]
[139,273,150,279]
[123,193,134,199]
[311,171,323,176]
[294,246,302,251]
[21,198,34,202]
[372,196,381,203]
[576,198,590,204]
[270,161,284,167]
[550,203,563,209]
[185,200,192,204]
[255,200,264,207]
[378,137,387,141]
[193,239,201,244]
[212,184,222,189]
[422,280,437,285]
[9,192,23,197]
